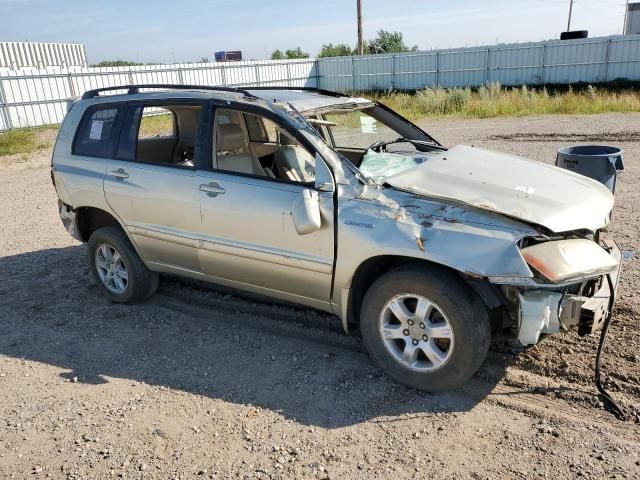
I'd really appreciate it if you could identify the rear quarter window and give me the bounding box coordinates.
[73,106,125,158]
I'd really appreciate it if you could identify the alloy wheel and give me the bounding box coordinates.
[95,243,129,294]
[379,293,455,372]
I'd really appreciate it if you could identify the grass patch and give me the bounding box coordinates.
[139,113,174,137]
[0,125,57,157]
[368,83,640,120]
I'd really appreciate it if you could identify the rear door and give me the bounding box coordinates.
[103,102,204,273]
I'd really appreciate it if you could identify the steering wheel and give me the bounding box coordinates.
[365,139,389,153]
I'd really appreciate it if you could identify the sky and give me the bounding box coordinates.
[0,0,631,64]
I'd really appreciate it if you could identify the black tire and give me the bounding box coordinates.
[87,226,159,303]
[360,264,490,392]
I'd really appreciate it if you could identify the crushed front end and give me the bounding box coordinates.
[491,235,622,346]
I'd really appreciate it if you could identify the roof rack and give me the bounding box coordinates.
[81,84,259,100]
[245,86,348,98]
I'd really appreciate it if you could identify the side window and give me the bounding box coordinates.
[138,107,176,139]
[214,108,316,183]
[73,106,124,158]
[117,104,201,167]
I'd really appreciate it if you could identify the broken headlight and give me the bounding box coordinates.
[521,238,618,283]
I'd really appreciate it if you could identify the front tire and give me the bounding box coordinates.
[88,226,158,303]
[360,265,490,392]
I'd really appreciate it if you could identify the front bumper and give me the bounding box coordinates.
[576,238,621,336]
[516,238,622,346]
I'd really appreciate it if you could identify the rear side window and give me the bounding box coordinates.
[115,103,202,167]
[73,106,125,158]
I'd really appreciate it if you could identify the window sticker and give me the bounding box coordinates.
[89,120,104,140]
[360,116,377,134]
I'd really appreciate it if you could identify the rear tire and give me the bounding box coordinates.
[87,226,158,303]
[360,264,490,392]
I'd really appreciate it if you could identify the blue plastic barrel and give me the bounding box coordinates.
[556,145,624,194]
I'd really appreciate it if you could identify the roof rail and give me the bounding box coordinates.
[81,84,259,100]
[245,86,348,98]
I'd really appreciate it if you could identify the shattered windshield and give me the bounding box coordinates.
[313,108,439,183]
[358,150,431,182]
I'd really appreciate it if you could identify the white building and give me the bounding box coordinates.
[0,42,87,69]
[625,2,640,35]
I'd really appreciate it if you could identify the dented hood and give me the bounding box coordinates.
[385,145,614,233]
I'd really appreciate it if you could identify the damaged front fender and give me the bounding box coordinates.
[332,185,540,318]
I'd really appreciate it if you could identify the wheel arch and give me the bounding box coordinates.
[75,206,123,242]
[343,255,506,333]
[71,205,153,270]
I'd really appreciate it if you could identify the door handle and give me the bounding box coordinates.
[199,182,226,196]
[109,168,129,179]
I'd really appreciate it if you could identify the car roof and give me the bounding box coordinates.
[79,85,374,114]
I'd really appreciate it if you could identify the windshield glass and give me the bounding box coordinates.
[314,107,442,183]
[324,108,401,150]
[358,150,432,182]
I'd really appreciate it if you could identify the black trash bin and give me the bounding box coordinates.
[556,145,624,194]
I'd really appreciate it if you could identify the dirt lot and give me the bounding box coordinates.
[1,114,639,479]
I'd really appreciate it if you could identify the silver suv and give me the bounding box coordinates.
[52,85,621,391]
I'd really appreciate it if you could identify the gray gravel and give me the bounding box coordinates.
[0,114,639,479]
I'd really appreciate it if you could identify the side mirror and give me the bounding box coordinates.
[291,188,321,235]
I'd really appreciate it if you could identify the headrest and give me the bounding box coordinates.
[217,124,246,151]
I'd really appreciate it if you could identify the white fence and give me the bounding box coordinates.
[317,34,640,91]
[0,59,318,131]
[2,34,640,131]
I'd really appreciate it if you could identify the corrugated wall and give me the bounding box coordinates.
[0,42,87,69]
[317,34,640,90]
[2,35,640,130]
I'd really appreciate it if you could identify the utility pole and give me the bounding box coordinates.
[623,0,629,35]
[566,0,574,31]
[357,0,364,55]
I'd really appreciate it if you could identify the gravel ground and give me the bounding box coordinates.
[0,114,639,479]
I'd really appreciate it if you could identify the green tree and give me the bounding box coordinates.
[91,60,144,67]
[270,49,285,60]
[271,47,309,60]
[284,47,309,59]
[366,30,418,54]
[318,43,354,58]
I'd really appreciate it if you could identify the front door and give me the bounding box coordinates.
[195,106,335,306]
